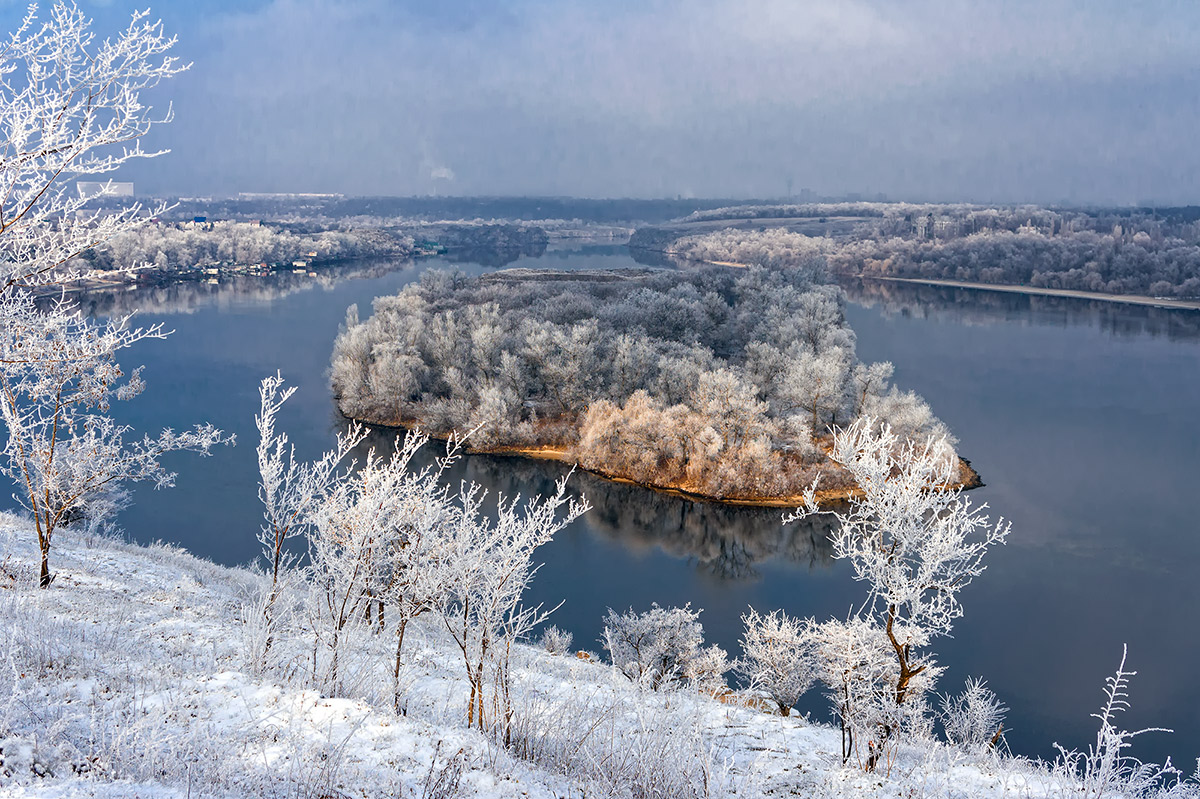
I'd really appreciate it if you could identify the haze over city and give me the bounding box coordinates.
[29,0,1200,203]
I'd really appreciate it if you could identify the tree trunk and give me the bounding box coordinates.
[392,618,409,714]
[262,585,279,655]
[864,604,927,773]
[39,547,51,588]
[328,626,340,692]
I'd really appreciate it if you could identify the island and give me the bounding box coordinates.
[331,265,979,505]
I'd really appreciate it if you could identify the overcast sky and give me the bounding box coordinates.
[11,0,1200,203]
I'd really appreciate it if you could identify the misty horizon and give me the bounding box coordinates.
[22,0,1200,206]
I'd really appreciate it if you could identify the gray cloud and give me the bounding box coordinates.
[102,0,1200,203]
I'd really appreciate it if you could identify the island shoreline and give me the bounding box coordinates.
[353,417,984,509]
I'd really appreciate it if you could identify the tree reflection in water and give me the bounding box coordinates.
[355,424,837,582]
[65,258,422,318]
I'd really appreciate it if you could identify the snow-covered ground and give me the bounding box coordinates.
[0,513,1181,798]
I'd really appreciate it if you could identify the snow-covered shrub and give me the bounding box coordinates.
[737,608,817,715]
[939,677,1007,752]
[539,625,573,656]
[506,667,731,799]
[603,603,729,692]
[419,740,468,799]
[1050,646,1192,799]
[688,643,733,697]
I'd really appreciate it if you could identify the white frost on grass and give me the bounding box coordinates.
[0,512,1185,798]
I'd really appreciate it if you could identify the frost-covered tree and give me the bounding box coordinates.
[436,475,588,735]
[307,433,440,694]
[0,307,229,587]
[255,373,365,647]
[298,421,587,721]
[793,417,1008,766]
[372,436,463,711]
[775,347,852,436]
[0,4,216,588]
[256,373,364,588]
[0,2,184,294]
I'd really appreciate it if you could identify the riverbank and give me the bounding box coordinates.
[637,255,1200,313]
[858,276,1200,311]
[628,230,1200,313]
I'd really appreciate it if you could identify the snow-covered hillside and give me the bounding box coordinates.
[0,513,1186,798]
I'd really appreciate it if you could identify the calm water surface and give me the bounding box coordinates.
[49,249,1200,765]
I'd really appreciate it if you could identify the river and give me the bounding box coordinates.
[51,246,1200,766]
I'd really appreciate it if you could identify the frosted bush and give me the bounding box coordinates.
[737,608,817,716]
[603,603,729,692]
[808,616,940,770]
[939,677,1007,752]
[1050,646,1194,799]
[539,625,574,656]
[507,670,732,799]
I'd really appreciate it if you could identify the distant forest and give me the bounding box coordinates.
[652,203,1200,298]
[71,220,554,273]
[331,266,960,501]
[74,220,413,272]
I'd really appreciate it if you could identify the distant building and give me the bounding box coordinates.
[77,181,134,199]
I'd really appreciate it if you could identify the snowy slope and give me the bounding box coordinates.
[0,514,1170,798]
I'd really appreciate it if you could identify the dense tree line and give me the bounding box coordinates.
[667,204,1200,298]
[331,266,957,501]
[73,220,413,273]
[848,231,1200,297]
[681,202,1200,238]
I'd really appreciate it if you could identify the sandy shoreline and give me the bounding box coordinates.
[356,419,983,509]
[860,275,1200,311]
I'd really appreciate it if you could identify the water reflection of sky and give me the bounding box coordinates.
[843,278,1200,768]
[37,249,1200,766]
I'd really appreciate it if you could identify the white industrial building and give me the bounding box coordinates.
[76,181,134,199]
